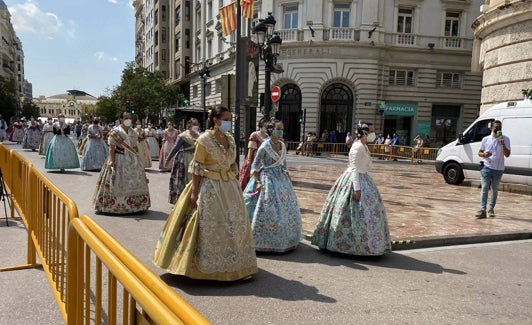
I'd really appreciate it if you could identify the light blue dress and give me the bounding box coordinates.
[81,125,108,171]
[243,139,302,252]
[44,123,80,170]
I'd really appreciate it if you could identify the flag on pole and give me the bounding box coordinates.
[220,2,237,36]
[241,0,254,19]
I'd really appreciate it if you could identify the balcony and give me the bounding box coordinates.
[276,29,302,42]
[326,27,360,41]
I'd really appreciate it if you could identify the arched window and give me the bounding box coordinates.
[275,84,302,141]
[320,83,353,142]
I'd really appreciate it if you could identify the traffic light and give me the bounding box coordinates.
[131,106,135,114]
[298,109,303,124]
[183,98,189,106]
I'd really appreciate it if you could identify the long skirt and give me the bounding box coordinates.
[311,171,391,256]
[238,158,252,191]
[92,152,151,214]
[22,129,41,150]
[168,150,193,204]
[244,167,302,253]
[81,138,108,171]
[137,139,152,168]
[153,179,257,281]
[44,135,80,170]
[146,137,160,160]
[39,132,54,155]
[159,139,175,171]
[11,127,24,142]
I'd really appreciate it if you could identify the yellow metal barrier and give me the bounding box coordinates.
[67,215,211,324]
[1,143,210,324]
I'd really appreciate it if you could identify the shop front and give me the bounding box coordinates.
[381,102,416,145]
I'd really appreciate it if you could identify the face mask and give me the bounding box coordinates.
[123,119,132,127]
[191,125,200,133]
[59,118,65,122]
[219,120,232,132]
[271,129,284,138]
[261,127,268,133]
[366,132,376,142]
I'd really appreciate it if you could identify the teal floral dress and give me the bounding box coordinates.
[244,138,302,253]
[311,140,391,256]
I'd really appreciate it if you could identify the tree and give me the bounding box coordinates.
[0,76,18,122]
[95,96,122,123]
[21,101,40,120]
[522,89,532,100]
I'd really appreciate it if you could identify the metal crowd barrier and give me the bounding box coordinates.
[68,215,210,324]
[0,144,210,324]
[284,140,439,163]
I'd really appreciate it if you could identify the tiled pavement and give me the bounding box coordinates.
[288,155,532,249]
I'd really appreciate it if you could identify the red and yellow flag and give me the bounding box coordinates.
[241,0,254,19]
[220,2,237,36]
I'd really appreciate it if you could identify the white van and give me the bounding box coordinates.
[435,100,532,186]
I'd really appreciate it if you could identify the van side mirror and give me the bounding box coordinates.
[458,133,464,144]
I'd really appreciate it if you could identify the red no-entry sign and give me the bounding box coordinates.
[271,85,281,102]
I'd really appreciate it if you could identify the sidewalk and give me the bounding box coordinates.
[289,154,532,250]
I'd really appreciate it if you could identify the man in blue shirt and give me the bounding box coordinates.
[391,133,400,161]
[476,120,511,218]
[0,115,7,142]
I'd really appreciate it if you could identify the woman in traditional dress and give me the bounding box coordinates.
[44,114,80,171]
[239,118,269,190]
[22,120,41,151]
[243,120,302,253]
[166,118,200,204]
[80,119,108,171]
[145,123,160,160]
[92,112,150,214]
[39,118,55,155]
[135,121,152,169]
[158,122,179,171]
[311,124,392,256]
[9,120,25,144]
[153,106,257,281]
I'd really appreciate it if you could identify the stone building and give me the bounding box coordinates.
[134,0,484,147]
[34,90,98,122]
[471,0,532,113]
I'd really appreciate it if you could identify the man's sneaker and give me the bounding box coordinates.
[475,209,486,219]
[488,209,495,218]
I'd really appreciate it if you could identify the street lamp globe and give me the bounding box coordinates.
[253,20,267,45]
[263,12,276,37]
[269,33,282,56]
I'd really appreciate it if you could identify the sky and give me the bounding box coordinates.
[4,0,135,98]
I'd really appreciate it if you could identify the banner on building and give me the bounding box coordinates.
[220,2,237,36]
[241,0,254,19]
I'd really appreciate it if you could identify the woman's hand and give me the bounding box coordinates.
[107,159,115,168]
[190,190,199,209]
[255,182,263,193]
[351,190,361,202]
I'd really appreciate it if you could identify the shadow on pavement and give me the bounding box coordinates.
[355,252,467,275]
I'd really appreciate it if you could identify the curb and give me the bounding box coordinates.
[461,180,532,195]
[302,231,532,251]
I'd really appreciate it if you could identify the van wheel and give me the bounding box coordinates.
[443,162,464,185]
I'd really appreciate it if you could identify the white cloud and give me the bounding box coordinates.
[108,0,118,4]
[94,51,119,62]
[8,1,76,39]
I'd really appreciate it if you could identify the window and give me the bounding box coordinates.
[175,34,181,52]
[397,8,413,33]
[162,5,166,21]
[162,27,166,44]
[175,59,181,79]
[185,29,190,48]
[175,5,181,25]
[205,82,211,96]
[215,79,222,93]
[333,3,350,28]
[155,9,159,25]
[193,85,198,98]
[284,5,298,29]
[185,1,190,21]
[162,49,167,65]
[207,0,212,21]
[396,8,414,45]
[389,70,415,86]
[462,119,494,143]
[444,12,461,48]
[437,72,462,88]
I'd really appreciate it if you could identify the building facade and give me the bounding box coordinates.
[34,90,98,122]
[135,0,484,147]
[0,0,31,107]
[471,0,532,113]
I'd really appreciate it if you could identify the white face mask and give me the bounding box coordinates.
[123,119,132,127]
[367,132,376,143]
[261,127,268,133]
[191,125,200,133]
[59,117,65,122]
[219,120,232,132]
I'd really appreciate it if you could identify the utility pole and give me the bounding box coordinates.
[234,1,243,164]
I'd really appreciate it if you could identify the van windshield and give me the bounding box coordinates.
[462,119,494,143]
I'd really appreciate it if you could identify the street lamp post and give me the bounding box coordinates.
[199,63,210,130]
[253,12,283,120]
